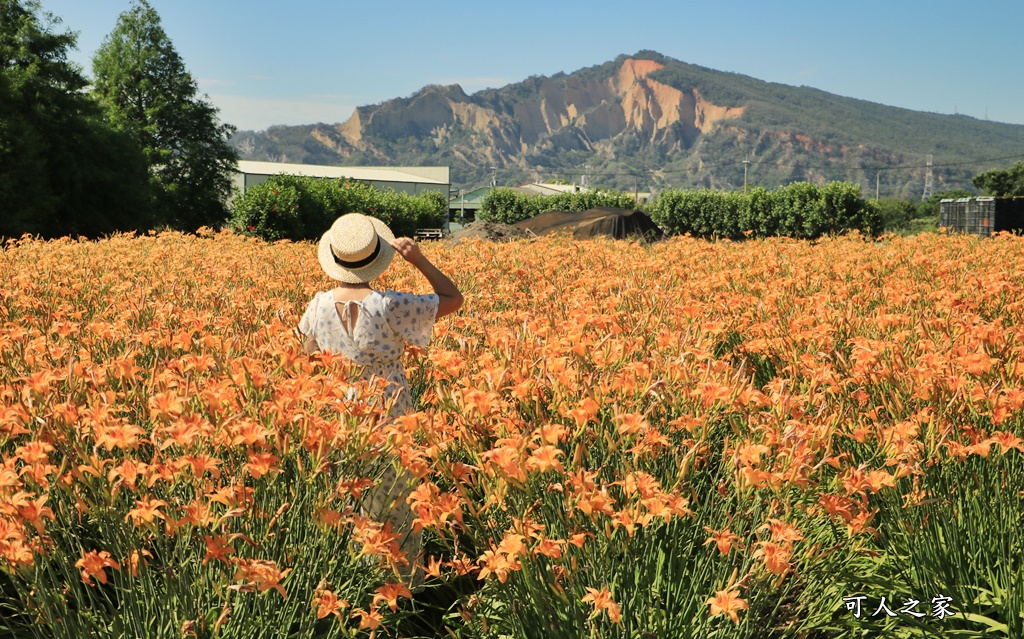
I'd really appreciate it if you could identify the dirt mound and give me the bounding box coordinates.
[449,221,534,245]
[514,207,663,241]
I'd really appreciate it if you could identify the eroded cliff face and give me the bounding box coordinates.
[608,58,746,143]
[234,52,1024,192]
[333,58,746,165]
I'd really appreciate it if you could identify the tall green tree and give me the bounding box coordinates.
[0,0,152,239]
[972,162,1024,197]
[917,188,973,220]
[91,0,238,232]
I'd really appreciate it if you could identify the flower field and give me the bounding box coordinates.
[1,228,1023,638]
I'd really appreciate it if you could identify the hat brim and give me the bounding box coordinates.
[318,217,396,283]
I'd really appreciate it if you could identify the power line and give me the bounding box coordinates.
[869,153,1024,172]
[710,153,1024,173]
[541,152,1024,180]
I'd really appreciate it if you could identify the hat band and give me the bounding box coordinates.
[331,234,381,269]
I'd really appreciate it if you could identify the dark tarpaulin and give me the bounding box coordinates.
[514,207,663,241]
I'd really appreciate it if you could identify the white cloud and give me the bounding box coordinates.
[206,94,356,131]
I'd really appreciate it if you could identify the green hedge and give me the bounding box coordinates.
[478,183,879,239]
[648,182,880,239]
[478,187,643,225]
[228,175,447,241]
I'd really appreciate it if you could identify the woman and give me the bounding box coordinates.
[298,212,463,584]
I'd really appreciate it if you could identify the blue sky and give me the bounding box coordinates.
[39,0,1024,132]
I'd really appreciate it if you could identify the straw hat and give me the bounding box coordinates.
[317,213,396,283]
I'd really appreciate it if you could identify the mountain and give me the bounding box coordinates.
[230,51,1024,197]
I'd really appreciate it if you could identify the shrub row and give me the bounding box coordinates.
[648,182,881,239]
[228,175,447,241]
[233,178,877,242]
[478,187,643,225]
[477,182,879,239]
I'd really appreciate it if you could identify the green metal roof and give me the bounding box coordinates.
[448,186,492,209]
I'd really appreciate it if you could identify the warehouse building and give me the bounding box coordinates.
[233,160,450,197]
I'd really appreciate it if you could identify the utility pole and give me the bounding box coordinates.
[922,154,934,202]
[875,171,881,201]
[447,187,459,232]
[742,159,750,192]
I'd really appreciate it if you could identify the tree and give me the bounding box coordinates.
[0,0,152,239]
[972,162,1024,197]
[875,198,918,232]
[917,188,973,221]
[92,0,238,232]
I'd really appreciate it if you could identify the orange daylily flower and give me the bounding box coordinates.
[754,541,793,575]
[372,582,412,613]
[621,471,662,498]
[125,498,168,527]
[424,555,444,578]
[125,549,153,577]
[353,519,407,568]
[148,391,187,421]
[202,535,236,566]
[95,423,147,451]
[476,548,522,583]
[179,454,222,480]
[75,549,120,586]
[734,443,772,467]
[232,558,291,598]
[819,494,858,523]
[481,446,527,482]
[533,537,565,559]
[14,441,54,465]
[351,608,383,631]
[17,495,55,535]
[760,518,804,544]
[244,452,281,479]
[614,412,649,436]
[703,527,742,556]
[496,533,527,558]
[177,499,218,529]
[313,588,349,620]
[534,423,567,445]
[576,489,616,518]
[707,589,748,624]
[526,445,564,474]
[581,586,622,624]
[988,431,1024,454]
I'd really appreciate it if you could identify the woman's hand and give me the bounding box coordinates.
[388,237,426,267]
[389,236,463,317]
[302,333,319,355]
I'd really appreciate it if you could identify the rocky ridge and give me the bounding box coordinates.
[231,51,1024,194]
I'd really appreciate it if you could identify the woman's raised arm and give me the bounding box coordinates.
[388,237,464,318]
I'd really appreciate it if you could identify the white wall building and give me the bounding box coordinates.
[233,160,450,197]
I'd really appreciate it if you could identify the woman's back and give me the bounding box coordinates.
[299,213,463,591]
[299,288,439,418]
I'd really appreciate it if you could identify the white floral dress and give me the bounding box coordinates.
[299,288,439,584]
[299,289,439,418]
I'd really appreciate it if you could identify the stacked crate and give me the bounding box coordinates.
[939,197,1024,236]
[939,198,968,231]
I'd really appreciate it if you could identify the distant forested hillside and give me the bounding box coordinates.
[231,51,1024,197]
